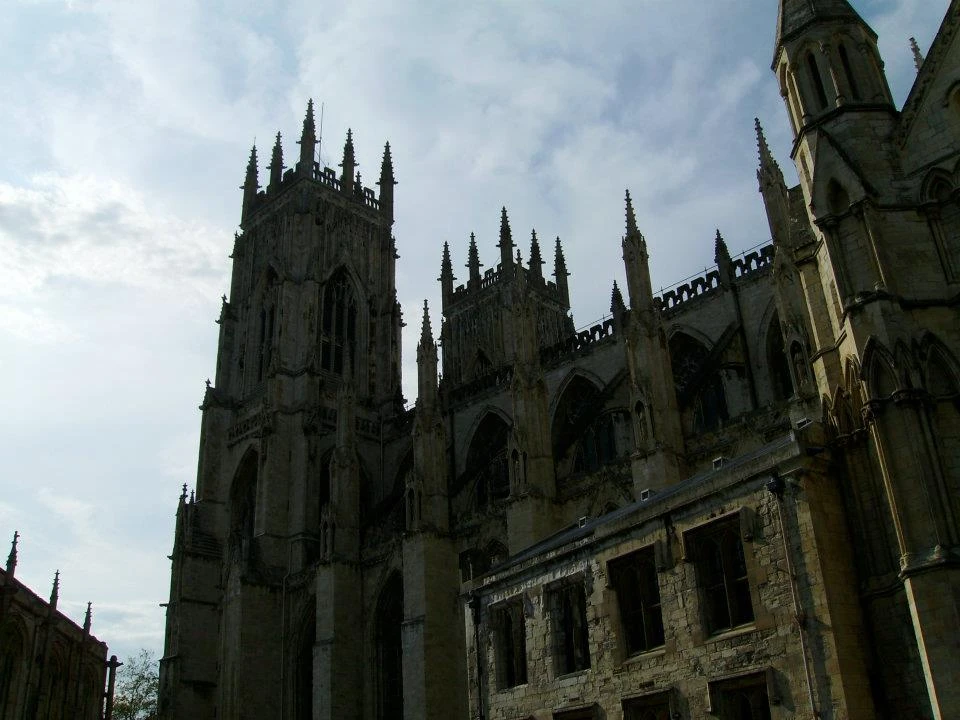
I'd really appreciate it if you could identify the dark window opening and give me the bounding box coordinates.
[552,581,590,675]
[711,673,772,720]
[230,451,259,562]
[838,44,861,100]
[623,693,672,720]
[0,625,23,720]
[494,601,527,689]
[376,574,404,720]
[692,519,754,634]
[609,548,664,656]
[807,52,829,109]
[295,612,316,720]
[767,315,793,401]
[320,270,358,375]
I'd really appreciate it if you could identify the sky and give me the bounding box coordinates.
[0,0,949,665]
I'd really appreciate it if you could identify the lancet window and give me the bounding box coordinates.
[319,270,358,375]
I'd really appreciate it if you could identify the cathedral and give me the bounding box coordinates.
[159,1,960,718]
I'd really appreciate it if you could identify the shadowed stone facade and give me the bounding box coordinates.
[0,534,110,720]
[160,1,960,718]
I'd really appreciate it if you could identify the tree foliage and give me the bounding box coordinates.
[112,649,158,720]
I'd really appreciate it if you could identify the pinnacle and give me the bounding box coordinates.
[910,37,924,71]
[554,236,568,274]
[611,280,626,315]
[6,530,17,574]
[715,229,731,260]
[301,98,316,137]
[420,299,434,346]
[50,569,60,607]
[625,189,640,238]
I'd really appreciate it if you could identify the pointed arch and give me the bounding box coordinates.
[375,572,404,720]
[319,267,360,376]
[861,338,898,400]
[920,333,960,397]
[826,178,850,215]
[764,309,793,402]
[229,447,259,561]
[465,411,511,507]
[669,331,728,433]
[922,169,954,204]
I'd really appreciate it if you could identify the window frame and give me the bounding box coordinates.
[608,546,665,657]
[686,515,755,636]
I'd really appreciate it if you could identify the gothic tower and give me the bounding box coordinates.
[159,101,407,720]
[770,1,960,716]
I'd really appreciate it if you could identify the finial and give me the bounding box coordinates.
[909,37,924,71]
[50,569,60,609]
[6,530,18,575]
[181,483,188,502]
[243,144,259,186]
[467,232,481,280]
[516,248,522,264]
[189,489,195,504]
[304,98,316,133]
[554,236,568,274]
[84,602,92,633]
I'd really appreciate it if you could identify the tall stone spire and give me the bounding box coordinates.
[340,129,356,195]
[297,99,317,178]
[241,144,259,224]
[467,232,482,286]
[554,236,569,305]
[50,569,60,610]
[625,188,643,247]
[440,241,454,303]
[498,207,514,268]
[909,37,924,71]
[268,132,284,190]
[5,530,17,576]
[528,229,544,282]
[378,141,396,220]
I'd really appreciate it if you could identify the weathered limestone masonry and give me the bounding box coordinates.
[160,1,960,718]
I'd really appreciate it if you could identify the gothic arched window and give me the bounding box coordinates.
[376,573,404,720]
[766,314,793,402]
[669,332,728,434]
[230,450,259,563]
[838,43,861,100]
[466,414,510,507]
[319,270,358,375]
[806,52,829,109]
[295,609,316,720]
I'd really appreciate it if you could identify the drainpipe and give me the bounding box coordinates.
[766,473,819,719]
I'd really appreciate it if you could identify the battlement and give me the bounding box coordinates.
[655,243,774,313]
[448,263,564,308]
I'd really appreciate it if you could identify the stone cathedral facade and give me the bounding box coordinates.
[159,1,960,718]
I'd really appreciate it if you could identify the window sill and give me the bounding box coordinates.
[494,682,528,695]
[621,646,667,668]
[555,668,590,683]
[701,623,758,645]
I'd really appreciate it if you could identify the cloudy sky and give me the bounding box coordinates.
[0,0,948,664]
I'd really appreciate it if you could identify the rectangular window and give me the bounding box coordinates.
[492,600,527,689]
[609,547,665,656]
[709,673,772,720]
[622,692,672,720]
[690,517,754,634]
[550,581,590,675]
